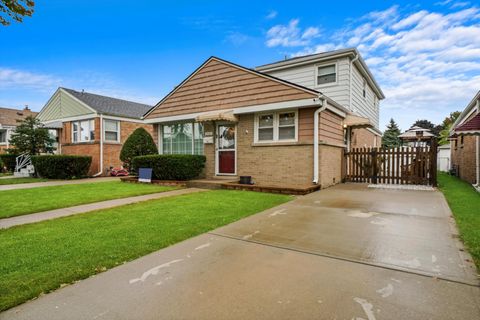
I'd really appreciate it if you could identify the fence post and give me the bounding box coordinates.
[372,148,378,184]
[431,138,438,187]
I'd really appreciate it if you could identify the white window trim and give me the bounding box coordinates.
[0,128,10,145]
[103,119,121,143]
[254,109,298,143]
[314,61,338,88]
[71,119,95,143]
[158,122,204,155]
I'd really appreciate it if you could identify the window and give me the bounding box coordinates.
[316,64,336,85]
[72,119,94,143]
[161,122,204,155]
[255,111,297,142]
[0,129,6,144]
[363,79,367,98]
[104,119,120,142]
[460,136,464,146]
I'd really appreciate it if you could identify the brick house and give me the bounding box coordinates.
[450,91,480,188]
[0,106,38,153]
[37,88,153,176]
[144,53,384,188]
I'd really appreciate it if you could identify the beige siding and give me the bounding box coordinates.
[263,57,351,108]
[351,63,379,128]
[37,89,94,122]
[146,59,316,119]
[298,108,344,145]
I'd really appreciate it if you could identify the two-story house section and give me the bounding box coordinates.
[256,48,385,148]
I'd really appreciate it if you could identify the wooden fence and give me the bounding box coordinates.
[345,143,437,186]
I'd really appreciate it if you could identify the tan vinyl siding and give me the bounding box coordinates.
[298,108,344,144]
[145,59,316,119]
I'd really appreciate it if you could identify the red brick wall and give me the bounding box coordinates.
[451,135,478,184]
[351,128,381,148]
[60,117,154,176]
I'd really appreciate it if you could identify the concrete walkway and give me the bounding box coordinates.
[0,176,120,191]
[1,184,479,319]
[0,188,206,229]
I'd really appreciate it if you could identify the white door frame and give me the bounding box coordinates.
[215,122,237,176]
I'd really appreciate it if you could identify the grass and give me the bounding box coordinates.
[0,190,291,311]
[438,172,480,269]
[0,177,48,185]
[0,181,176,219]
[0,172,13,177]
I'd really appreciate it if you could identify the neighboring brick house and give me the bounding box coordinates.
[144,55,384,188]
[37,88,153,176]
[450,91,480,187]
[0,106,38,153]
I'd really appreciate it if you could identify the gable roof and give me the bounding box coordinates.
[0,107,38,127]
[455,113,480,134]
[255,47,385,100]
[144,56,320,120]
[62,88,152,119]
[451,90,480,131]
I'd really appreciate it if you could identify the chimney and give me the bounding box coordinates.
[24,105,30,111]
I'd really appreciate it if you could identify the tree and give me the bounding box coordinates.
[382,118,402,148]
[0,0,34,26]
[120,128,158,170]
[438,111,461,146]
[8,116,55,155]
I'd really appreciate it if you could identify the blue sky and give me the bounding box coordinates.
[1,0,479,130]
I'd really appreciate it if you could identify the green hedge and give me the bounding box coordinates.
[0,154,17,172]
[131,154,206,180]
[32,155,92,179]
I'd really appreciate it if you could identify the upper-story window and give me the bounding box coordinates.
[255,111,297,143]
[104,119,120,142]
[363,79,367,98]
[72,119,95,143]
[316,64,336,86]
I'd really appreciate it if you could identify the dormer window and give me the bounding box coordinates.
[316,64,336,85]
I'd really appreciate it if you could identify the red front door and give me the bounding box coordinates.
[217,124,236,174]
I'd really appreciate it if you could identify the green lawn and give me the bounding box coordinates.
[0,172,13,177]
[0,181,175,219]
[0,190,291,311]
[0,177,48,185]
[438,172,480,269]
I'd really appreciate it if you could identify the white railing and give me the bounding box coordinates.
[14,153,35,177]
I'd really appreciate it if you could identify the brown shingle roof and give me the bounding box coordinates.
[0,107,38,127]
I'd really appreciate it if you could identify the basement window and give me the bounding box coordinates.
[72,119,95,143]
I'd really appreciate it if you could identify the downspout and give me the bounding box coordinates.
[93,114,104,177]
[313,96,328,184]
[349,52,359,112]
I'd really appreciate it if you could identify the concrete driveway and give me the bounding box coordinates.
[2,184,479,320]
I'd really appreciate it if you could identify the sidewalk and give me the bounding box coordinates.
[0,176,120,191]
[0,188,206,229]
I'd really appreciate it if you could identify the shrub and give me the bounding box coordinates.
[32,155,92,179]
[120,128,158,170]
[131,154,206,180]
[0,154,18,172]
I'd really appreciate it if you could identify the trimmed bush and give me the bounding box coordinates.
[32,155,92,179]
[131,154,206,180]
[0,154,18,172]
[120,128,158,170]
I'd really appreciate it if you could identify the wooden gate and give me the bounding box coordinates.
[344,142,437,186]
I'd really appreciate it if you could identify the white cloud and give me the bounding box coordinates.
[267,4,480,129]
[266,10,277,20]
[225,31,249,46]
[266,19,320,47]
[0,67,60,91]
